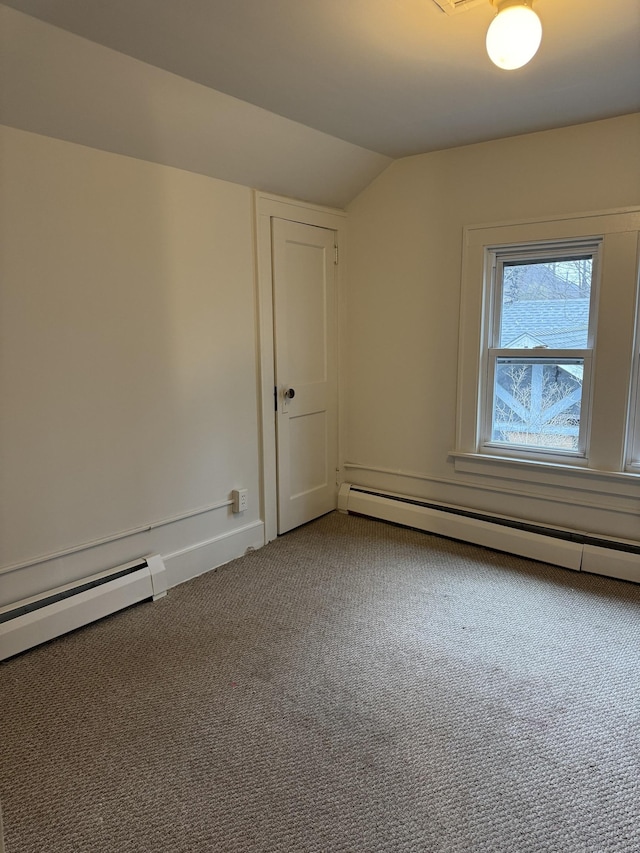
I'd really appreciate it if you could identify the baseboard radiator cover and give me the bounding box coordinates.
[338,484,640,582]
[0,554,167,661]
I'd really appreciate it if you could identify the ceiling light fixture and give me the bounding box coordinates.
[486,0,542,70]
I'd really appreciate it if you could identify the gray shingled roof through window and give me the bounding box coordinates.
[500,299,590,349]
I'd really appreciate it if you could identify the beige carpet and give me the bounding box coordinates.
[1,512,639,852]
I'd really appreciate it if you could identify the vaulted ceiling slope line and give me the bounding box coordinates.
[0,6,391,209]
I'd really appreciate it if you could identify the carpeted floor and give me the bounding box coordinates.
[1,512,639,852]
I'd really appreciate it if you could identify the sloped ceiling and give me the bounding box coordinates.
[1,1,638,206]
[3,0,639,157]
[0,7,391,207]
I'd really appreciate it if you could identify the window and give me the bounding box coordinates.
[482,243,600,459]
[455,208,640,487]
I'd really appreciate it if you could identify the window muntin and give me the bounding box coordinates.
[482,244,600,458]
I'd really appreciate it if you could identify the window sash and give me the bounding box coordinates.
[489,243,601,352]
[482,350,593,459]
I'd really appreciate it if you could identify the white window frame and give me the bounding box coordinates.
[625,263,640,472]
[479,240,601,461]
[454,208,640,493]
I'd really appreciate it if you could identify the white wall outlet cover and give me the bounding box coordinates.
[232,489,248,513]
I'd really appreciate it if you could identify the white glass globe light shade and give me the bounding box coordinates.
[486,5,542,70]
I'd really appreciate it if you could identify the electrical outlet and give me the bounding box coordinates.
[231,489,248,513]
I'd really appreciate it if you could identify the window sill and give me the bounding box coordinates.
[451,451,640,500]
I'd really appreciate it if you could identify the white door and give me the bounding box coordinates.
[272,218,338,534]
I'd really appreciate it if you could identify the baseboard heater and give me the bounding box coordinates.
[338,484,640,584]
[0,554,167,662]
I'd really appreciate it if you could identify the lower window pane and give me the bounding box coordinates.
[491,359,583,451]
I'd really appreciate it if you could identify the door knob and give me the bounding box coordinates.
[285,388,296,399]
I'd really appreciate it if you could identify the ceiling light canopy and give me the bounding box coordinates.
[486,0,542,70]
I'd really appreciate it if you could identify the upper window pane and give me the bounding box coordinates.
[499,257,593,349]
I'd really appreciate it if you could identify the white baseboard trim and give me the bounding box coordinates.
[0,523,265,660]
[343,460,639,516]
[339,484,640,583]
[164,520,265,588]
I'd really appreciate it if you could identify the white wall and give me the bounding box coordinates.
[0,6,389,610]
[345,114,640,541]
[0,125,264,605]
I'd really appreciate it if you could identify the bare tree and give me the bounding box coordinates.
[503,258,592,302]
[493,362,582,450]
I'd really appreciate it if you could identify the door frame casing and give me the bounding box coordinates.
[254,191,347,543]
